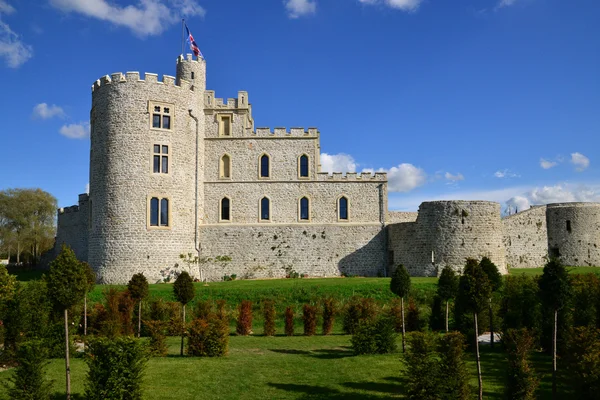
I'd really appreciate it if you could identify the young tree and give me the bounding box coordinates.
[403,332,441,399]
[479,257,503,348]
[504,328,539,400]
[457,258,491,400]
[437,265,459,332]
[82,262,96,337]
[128,273,149,337]
[439,332,471,400]
[173,271,195,356]
[45,245,87,400]
[538,258,571,399]
[8,340,52,400]
[390,264,411,352]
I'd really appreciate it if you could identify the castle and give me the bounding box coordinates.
[53,55,600,283]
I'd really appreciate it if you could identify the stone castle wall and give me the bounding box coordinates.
[502,206,548,268]
[547,203,600,267]
[54,194,89,262]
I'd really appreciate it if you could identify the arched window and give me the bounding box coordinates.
[220,154,231,179]
[261,197,270,221]
[338,196,348,221]
[300,197,309,221]
[260,154,270,178]
[299,154,309,178]
[150,197,169,227]
[221,197,231,221]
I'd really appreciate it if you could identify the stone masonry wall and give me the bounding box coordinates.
[55,194,89,263]
[502,205,548,268]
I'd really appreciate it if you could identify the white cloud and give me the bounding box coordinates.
[540,158,558,170]
[571,152,590,172]
[59,122,90,139]
[504,184,600,214]
[445,172,464,182]
[85,183,89,194]
[494,169,520,179]
[376,163,427,193]
[505,195,530,214]
[0,2,33,68]
[359,0,423,12]
[284,0,316,18]
[320,153,357,173]
[496,0,518,9]
[49,0,205,37]
[32,103,66,119]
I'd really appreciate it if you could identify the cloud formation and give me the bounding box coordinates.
[284,0,316,18]
[505,183,600,212]
[0,2,33,68]
[32,103,66,119]
[320,153,357,173]
[540,158,558,170]
[496,0,518,9]
[445,172,464,182]
[59,122,90,139]
[359,0,423,11]
[571,152,590,172]
[494,169,520,179]
[49,0,205,37]
[367,164,427,193]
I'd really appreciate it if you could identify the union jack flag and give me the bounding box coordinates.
[185,24,203,59]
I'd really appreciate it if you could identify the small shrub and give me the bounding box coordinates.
[504,328,539,400]
[404,332,441,400]
[351,316,397,355]
[216,300,228,321]
[429,295,444,331]
[564,326,600,398]
[187,317,229,357]
[194,300,213,320]
[263,300,276,336]
[388,298,403,333]
[406,297,424,332]
[303,304,317,336]
[343,297,378,334]
[144,320,168,356]
[8,340,52,400]
[321,298,337,335]
[85,337,149,400]
[284,306,294,336]
[102,288,135,337]
[236,300,253,336]
[439,332,471,400]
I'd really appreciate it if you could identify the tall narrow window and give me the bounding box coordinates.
[339,196,348,220]
[150,103,172,130]
[160,198,169,226]
[566,220,572,233]
[219,114,232,136]
[150,198,159,226]
[260,154,270,178]
[149,197,169,227]
[220,154,231,179]
[261,197,270,221]
[153,145,168,174]
[300,197,309,221]
[221,197,231,221]
[299,155,309,178]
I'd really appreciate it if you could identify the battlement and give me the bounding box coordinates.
[251,127,320,137]
[177,53,205,65]
[58,205,80,214]
[91,72,194,93]
[316,172,387,181]
[204,90,250,110]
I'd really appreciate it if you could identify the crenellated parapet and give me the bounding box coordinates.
[91,72,194,93]
[252,127,320,137]
[316,172,387,181]
[204,90,250,110]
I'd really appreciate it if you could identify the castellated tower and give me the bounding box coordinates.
[88,55,206,283]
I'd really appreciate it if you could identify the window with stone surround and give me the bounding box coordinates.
[149,196,170,228]
[299,197,310,221]
[260,197,270,221]
[153,144,169,174]
[218,114,232,136]
[259,154,270,178]
[338,196,349,221]
[220,197,231,222]
[149,101,173,130]
[298,154,309,178]
[220,154,231,179]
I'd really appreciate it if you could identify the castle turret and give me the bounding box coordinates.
[176,53,206,92]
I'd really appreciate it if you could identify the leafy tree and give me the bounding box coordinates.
[538,258,572,399]
[8,340,52,400]
[128,273,149,337]
[82,262,96,337]
[404,332,441,400]
[173,271,195,356]
[504,328,539,400]
[390,264,411,352]
[563,326,600,399]
[479,257,502,348]
[437,265,459,332]
[500,275,542,342]
[0,265,17,319]
[439,332,471,400]
[45,245,87,400]
[456,258,491,400]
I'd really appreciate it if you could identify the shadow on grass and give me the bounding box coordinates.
[267,383,397,399]
[269,349,312,355]
[268,348,355,359]
[51,393,84,400]
[343,377,407,395]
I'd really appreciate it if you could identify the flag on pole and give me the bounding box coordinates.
[185,24,203,59]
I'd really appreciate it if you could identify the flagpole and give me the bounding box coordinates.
[181,19,185,57]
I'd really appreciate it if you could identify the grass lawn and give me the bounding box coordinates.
[0,334,572,400]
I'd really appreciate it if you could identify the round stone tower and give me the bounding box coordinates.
[546,202,600,267]
[88,55,206,283]
[417,200,507,274]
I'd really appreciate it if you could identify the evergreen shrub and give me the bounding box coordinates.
[263,300,276,336]
[351,316,397,355]
[564,326,600,399]
[8,340,52,400]
[187,317,229,357]
[321,298,337,335]
[404,332,441,400]
[144,320,168,356]
[236,300,253,336]
[504,328,539,400]
[343,297,378,334]
[303,304,317,336]
[284,306,294,336]
[438,332,471,400]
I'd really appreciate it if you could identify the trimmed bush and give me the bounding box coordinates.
[438,332,471,400]
[187,317,229,357]
[321,298,337,335]
[194,300,213,320]
[8,340,52,400]
[351,316,397,355]
[406,297,424,332]
[284,306,294,336]
[404,332,441,400]
[216,299,228,321]
[236,300,253,336]
[85,337,149,400]
[144,320,168,356]
[389,298,403,333]
[343,297,378,334]
[564,326,600,398]
[102,288,135,337]
[504,328,539,400]
[263,300,276,336]
[303,304,317,336]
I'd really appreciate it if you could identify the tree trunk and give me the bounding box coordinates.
[489,297,494,348]
[84,294,87,336]
[64,308,71,400]
[475,312,482,400]
[401,296,406,353]
[445,300,449,333]
[16,241,20,264]
[138,301,142,338]
[552,308,557,399]
[180,304,186,356]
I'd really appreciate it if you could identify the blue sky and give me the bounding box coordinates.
[0,0,598,212]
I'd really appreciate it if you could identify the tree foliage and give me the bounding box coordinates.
[504,328,539,400]
[479,257,503,292]
[173,271,195,306]
[8,340,52,400]
[437,266,459,301]
[438,332,471,400]
[457,258,491,314]
[390,264,411,298]
[46,245,87,309]
[538,259,571,312]
[564,326,600,399]
[128,273,149,302]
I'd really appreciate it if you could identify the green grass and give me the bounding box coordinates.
[0,334,571,400]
